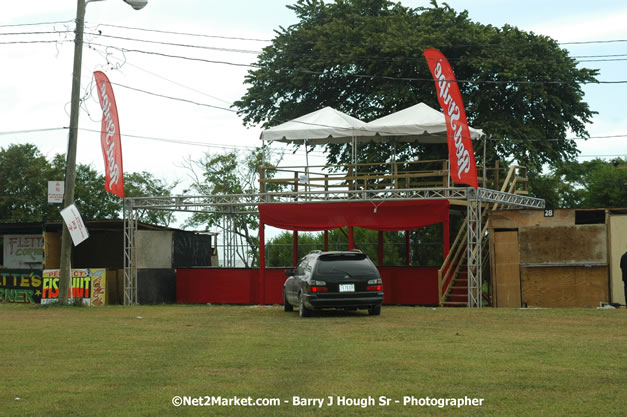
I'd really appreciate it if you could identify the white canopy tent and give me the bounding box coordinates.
[260,106,376,178]
[259,103,486,182]
[365,102,484,142]
[260,106,374,145]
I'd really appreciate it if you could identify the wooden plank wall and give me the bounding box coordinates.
[106,269,124,305]
[519,225,607,265]
[608,214,627,304]
[521,266,609,307]
[493,231,521,307]
[489,209,611,308]
[44,232,61,269]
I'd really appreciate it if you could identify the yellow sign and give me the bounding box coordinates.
[41,269,107,306]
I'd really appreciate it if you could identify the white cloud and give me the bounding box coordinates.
[527,8,627,43]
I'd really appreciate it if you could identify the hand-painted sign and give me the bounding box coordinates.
[90,269,107,306]
[3,234,44,269]
[41,269,106,306]
[60,204,89,246]
[0,270,43,304]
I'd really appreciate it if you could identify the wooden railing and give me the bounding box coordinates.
[260,159,528,195]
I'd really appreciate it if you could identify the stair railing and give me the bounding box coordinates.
[437,165,524,306]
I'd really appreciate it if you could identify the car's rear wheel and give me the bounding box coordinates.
[283,290,293,312]
[368,304,381,316]
[299,293,312,318]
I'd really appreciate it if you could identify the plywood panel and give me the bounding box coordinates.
[521,266,609,307]
[608,215,627,304]
[494,231,521,307]
[44,232,61,269]
[519,225,606,265]
[137,231,173,269]
[106,269,123,305]
[489,209,574,229]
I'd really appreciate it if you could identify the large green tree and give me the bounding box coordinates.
[182,147,282,267]
[235,0,597,169]
[0,144,59,222]
[529,158,627,208]
[0,144,177,225]
[266,228,409,267]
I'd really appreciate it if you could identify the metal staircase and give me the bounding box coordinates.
[437,166,529,307]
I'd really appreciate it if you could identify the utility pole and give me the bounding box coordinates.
[58,0,148,304]
[58,0,87,305]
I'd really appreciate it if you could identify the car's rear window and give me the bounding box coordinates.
[315,254,377,275]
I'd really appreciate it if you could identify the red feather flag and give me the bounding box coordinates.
[94,71,124,198]
[424,49,478,188]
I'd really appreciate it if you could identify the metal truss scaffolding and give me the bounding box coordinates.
[123,198,138,305]
[122,187,544,306]
[466,188,482,308]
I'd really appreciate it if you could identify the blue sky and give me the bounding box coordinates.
[1,0,625,189]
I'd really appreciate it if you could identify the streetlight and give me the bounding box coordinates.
[58,0,148,305]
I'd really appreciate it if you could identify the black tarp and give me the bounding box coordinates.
[173,231,212,268]
[138,269,176,304]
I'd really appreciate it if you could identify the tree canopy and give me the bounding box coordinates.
[234,0,598,169]
[0,143,177,226]
[528,158,627,209]
[182,147,282,267]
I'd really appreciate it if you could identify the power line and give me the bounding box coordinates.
[89,22,272,43]
[0,20,73,29]
[110,82,238,112]
[577,154,627,158]
[86,27,627,66]
[84,41,627,85]
[75,127,321,157]
[560,39,627,45]
[85,31,262,55]
[0,127,68,136]
[88,44,233,105]
[84,21,627,68]
[486,134,627,142]
[0,30,73,36]
[84,41,254,67]
[89,21,627,50]
[0,39,71,46]
[0,127,623,160]
[85,72,627,142]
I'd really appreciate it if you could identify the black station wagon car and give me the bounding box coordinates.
[283,250,384,317]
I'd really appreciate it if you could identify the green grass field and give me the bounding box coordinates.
[1,304,625,417]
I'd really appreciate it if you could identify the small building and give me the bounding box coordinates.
[0,220,216,304]
[488,208,627,308]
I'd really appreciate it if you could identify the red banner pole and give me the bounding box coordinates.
[292,231,298,266]
[405,230,411,266]
[348,226,355,250]
[259,222,265,305]
[378,231,384,266]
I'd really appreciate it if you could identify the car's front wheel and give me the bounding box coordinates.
[283,290,293,312]
[368,304,381,316]
[299,293,312,318]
